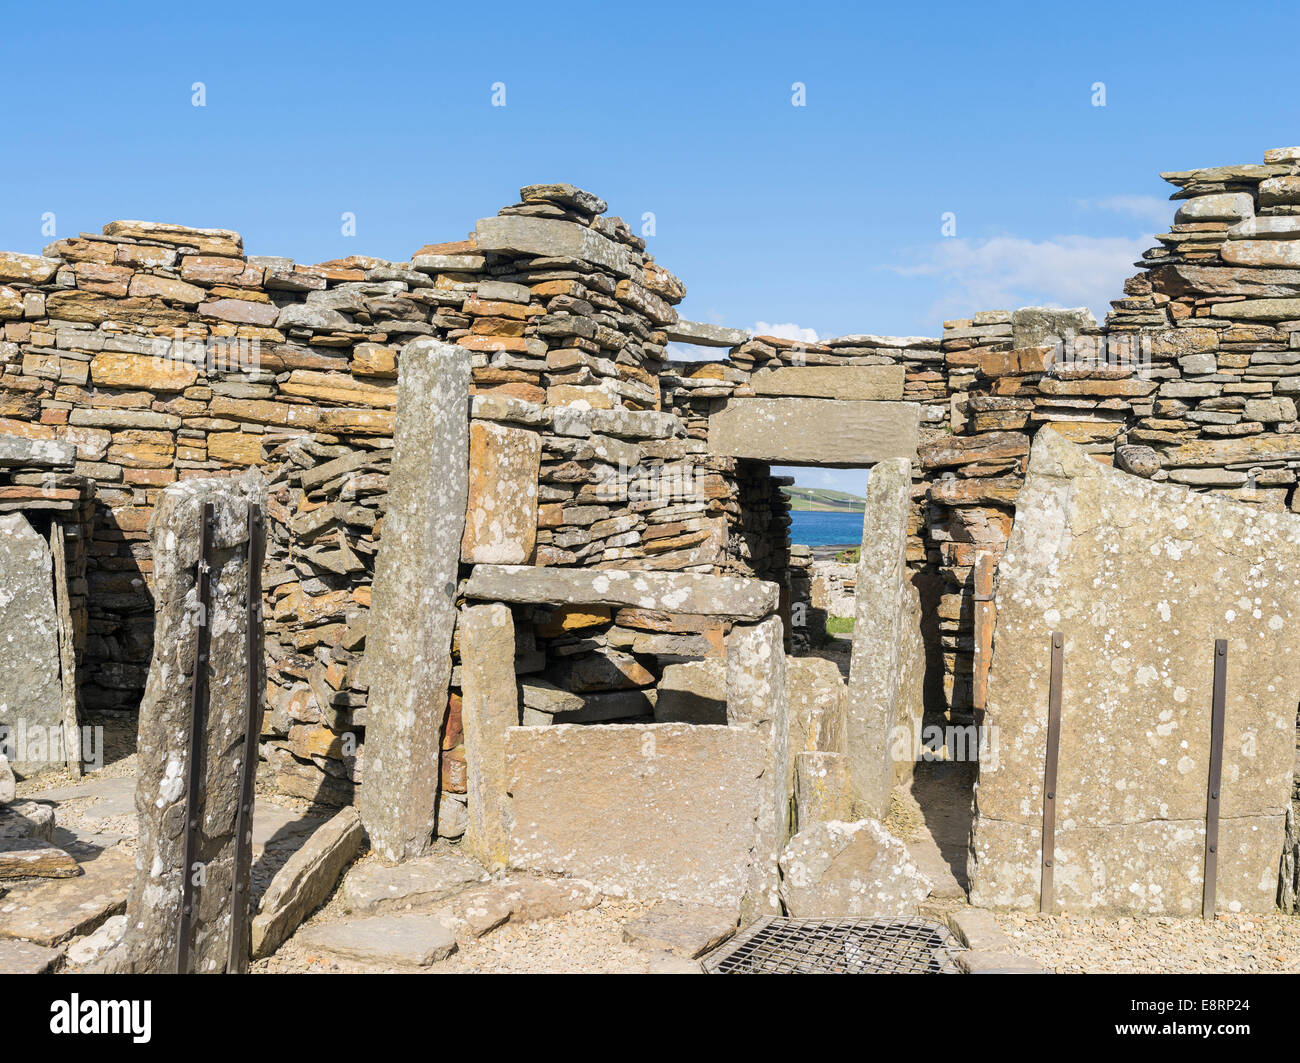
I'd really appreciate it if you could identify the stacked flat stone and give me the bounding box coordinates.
[258,436,389,806]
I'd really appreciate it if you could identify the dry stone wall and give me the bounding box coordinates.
[2,150,1300,851]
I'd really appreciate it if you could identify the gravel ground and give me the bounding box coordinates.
[253,898,657,974]
[997,911,1300,973]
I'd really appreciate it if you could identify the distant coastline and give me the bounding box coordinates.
[781,485,865,513]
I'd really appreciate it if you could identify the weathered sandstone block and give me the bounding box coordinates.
[460,421,540,564]
[708,398,919,466]
[506,724,766,909]
[359,339,470,863]
[969,428,1300,914]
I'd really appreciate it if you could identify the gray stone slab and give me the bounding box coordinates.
[664,321,750,347]
[340,847,486,914]
[946,907,1012,952]
[1010,306,1097,350]
[955,949,1048,974]
[621,900,738,958]
[0,843,132,946]
[845,458,924,819]
[474,215,640,279]
[0,514,63,774]
[297,913,458,967]
[464,565,779,620]
[778,819,932,919]
[359,339,470,863]
[0,433,76,469]
[506,724,766,908]
[251,807,365,959]
[707,398,919,466]
[0,937,63,974]
[969,428,1300,914]
[102,473,265,973]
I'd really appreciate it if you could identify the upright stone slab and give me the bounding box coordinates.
[459,603,518,870]
[845,458,924,819]
[461,421,541,564]
[725,615,789,918]
[969,428,1300,915]
[103,473,265,973]
[506,723,766,908]
[360,339,471,862]
[0,514,62,774]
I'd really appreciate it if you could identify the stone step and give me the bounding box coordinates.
[0,843,132,946]
[298,913,459,968]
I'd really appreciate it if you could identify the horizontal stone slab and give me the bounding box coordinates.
[474,216,640,279]
[0,434,76,469]
[1210,297,1300,319]
[1220,240,1300,268]
[750,365,904,400]
[707,398,919,466]
[464,565,779,620]
[664,321,750,347]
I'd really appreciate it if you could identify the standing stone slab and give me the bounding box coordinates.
[845,458,924,819]
[708,398,919,467]
[506,724,766,909]
[460,603,518,870]
[969,428,1300,915]
[359,339,470,863]
[461,421,541,564]
[725,615,789,918]
[101,473,265,973]
[0,514,62,774]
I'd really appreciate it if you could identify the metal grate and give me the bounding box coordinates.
[703,917,957,974]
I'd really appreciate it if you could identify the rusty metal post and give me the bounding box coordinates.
[1203,638,1227,921]
[1040,630,1064,914]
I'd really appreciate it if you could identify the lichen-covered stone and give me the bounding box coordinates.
[99,472,265,972]
[845,458,924,818]
[969,428,1300,915]
[506,723,766,908]
[0,514,62,774]
[359,339,470,863]
[461,422,540,564]
[459,603,517,870]
[778,819,932,918]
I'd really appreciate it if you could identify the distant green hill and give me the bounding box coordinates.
[781,485,866,513]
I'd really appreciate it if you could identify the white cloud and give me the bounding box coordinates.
[754,320,819,343]
[891,233,1151,326]
[1078,194,1172,228]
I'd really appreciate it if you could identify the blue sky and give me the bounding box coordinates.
[4,0,1298,494]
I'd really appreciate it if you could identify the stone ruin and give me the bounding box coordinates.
[2,149,1300,969]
